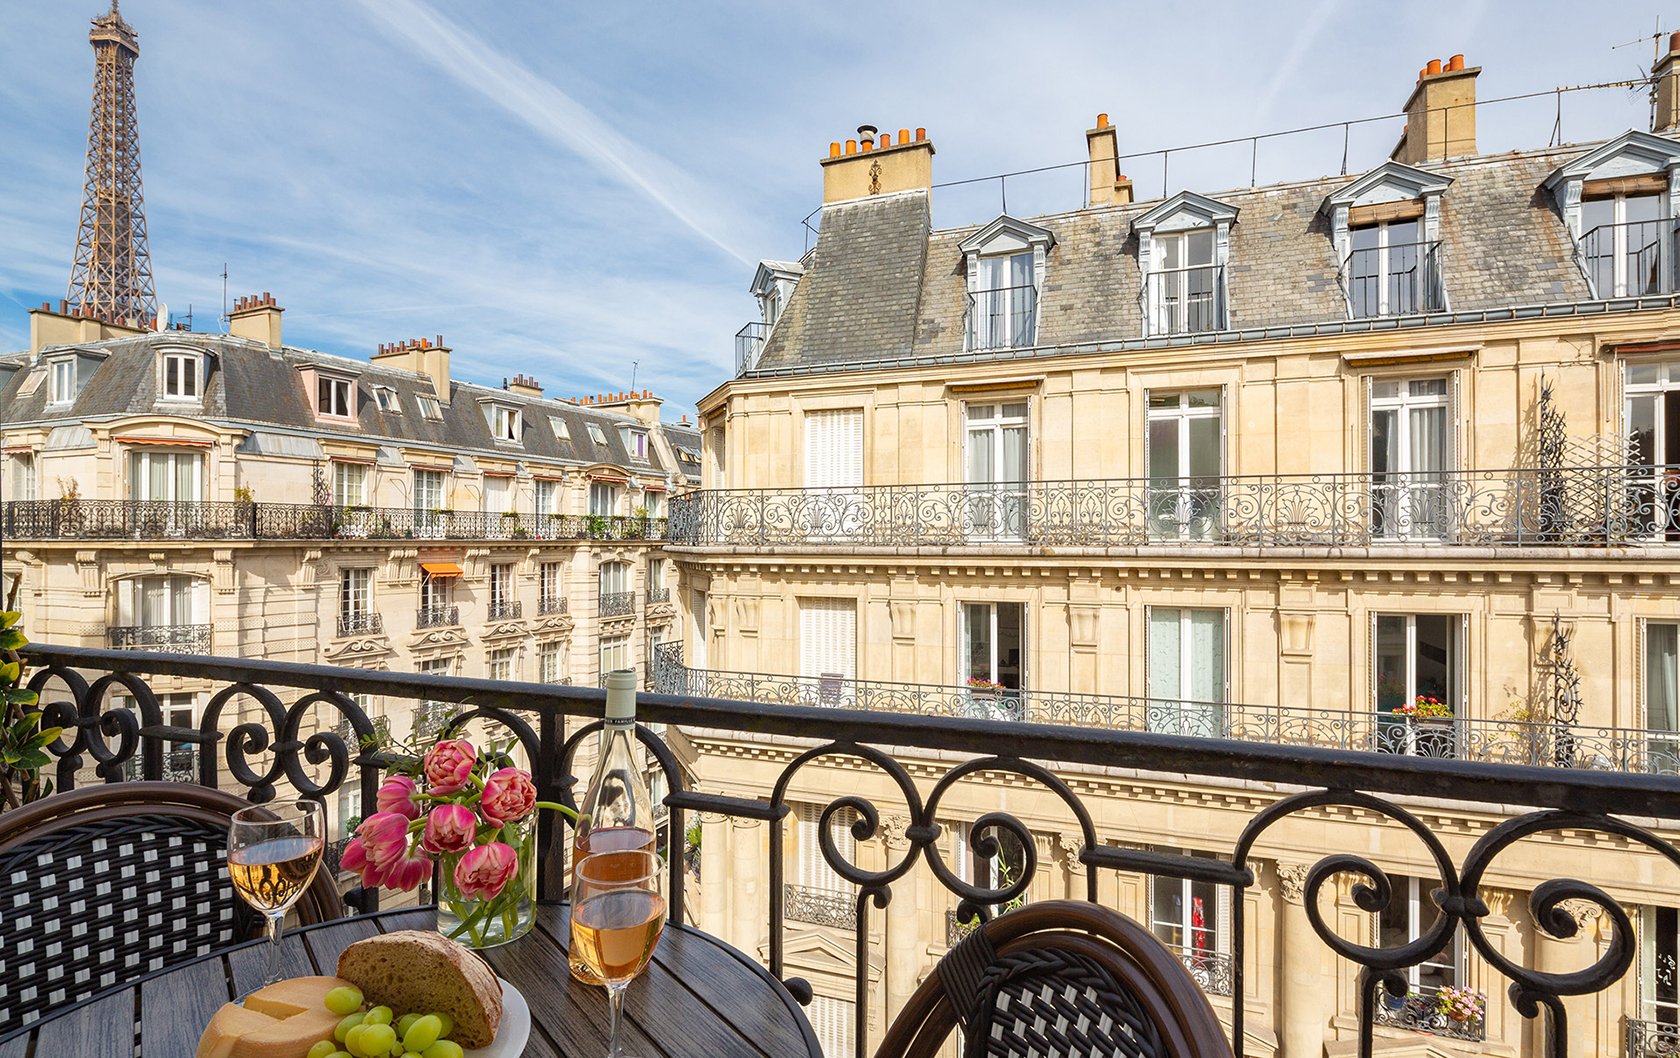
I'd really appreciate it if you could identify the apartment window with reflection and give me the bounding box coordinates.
[339,568,372,624]
[1147,607,1226,737]
[1148,848,1230,991]
[317,375,353,418]
[642,490,662,518]
[589,482,620,516]
[626,429,649,461]
[492,406,521,443]
[964,403,1028,539]
[795,802,856,894]
[419,569,454,615]
[1370,378,1451,539]
[539,561,563,610]
[373,386,399,412]
[1376,875,1461,1000]
[1374,614,1460,756]
[332,462,367,507]
[969,252,1036,350]
[1642,906,1680,1030]
[487,647,515,682]
[129,449,204,504]
[1647,623,1680,773]
[599,561,629,598]
[587,423,607,445]
[48,359,75,404]
[1348,218,1434,317]
[412,469,446,534]
[599,634,630,681]
[961,602,1022,720]
[538,641,564,684]
[416,393,442,419]
[1146,390,1222,540]
[953,821,1027,911]
[1624,362,1680,539]
[1150,228,1219,333]
[161,352,198,399]
[488,563,515,617]
[9,452,36,502]
[1582,191,1663,298]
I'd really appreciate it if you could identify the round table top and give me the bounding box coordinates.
[4,905,822,1058]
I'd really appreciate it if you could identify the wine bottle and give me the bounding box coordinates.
[570,669,658,983]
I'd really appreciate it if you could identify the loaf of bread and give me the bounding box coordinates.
[336,930,502,1048]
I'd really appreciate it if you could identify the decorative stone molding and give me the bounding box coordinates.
[1555,898,1604,931]
[1068,605,1099,649]
[733,597,759,634]
[1278,862,1311,903]
[532,611,575,636]
[881,814,912,850]
[323,636,393,663]
[75,550,101,596]
[385,549,418,586]
[410,626,468,651]
[889,599,916,641]
[212,549,236,594]
[299,549,323,587]
[482,620,529,643]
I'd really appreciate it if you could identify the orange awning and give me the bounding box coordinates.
[420,562,463,578]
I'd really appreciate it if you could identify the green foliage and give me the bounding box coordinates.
[0,610,58,811]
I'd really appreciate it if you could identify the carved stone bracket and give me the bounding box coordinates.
[1278,862,1310,904]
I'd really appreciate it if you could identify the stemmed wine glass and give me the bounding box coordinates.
[571,850,667,1058]
[228,799,325,989]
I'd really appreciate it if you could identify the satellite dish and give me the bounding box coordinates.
[155,302,170,332]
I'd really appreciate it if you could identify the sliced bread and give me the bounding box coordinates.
[336,930,502,1048]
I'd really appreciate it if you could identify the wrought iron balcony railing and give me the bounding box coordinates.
[336,611,383,637]
[646,586,670,606]
[599,591,636,618]
[105,624,211,653]
[966,284,1038,350]
[0,499,668,544]
[736,321,768,375]
[487,599,522,621]
[416,604,459,629]
[1627,1016,1680,1058]
[18,643,1680,1058]
[1145,264,1227,334]
[1374,983,1486,1042]
[1163,943,1235,998]
[1343,240,1444,318]
[782,884,857,930]
[665,465,1680,549]
[1581,219,1674,300]
[538,595,568,616]
[650,644,1680,776]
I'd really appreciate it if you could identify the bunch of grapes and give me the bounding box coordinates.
[304,985,468,1058]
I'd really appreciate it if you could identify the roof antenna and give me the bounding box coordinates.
[1613,18,1669,126]
[630,360,639,393]
[219,263,229,327]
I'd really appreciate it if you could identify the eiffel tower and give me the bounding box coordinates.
[66,0,158,326]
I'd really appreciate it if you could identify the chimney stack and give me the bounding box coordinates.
[1085,113,1134,207]
[228,292,284,349]
[1391,54,1479,164]
[371,335,452,400]
[1655,33,1680,134]
[507,373,543,398]
[821,123,934,204]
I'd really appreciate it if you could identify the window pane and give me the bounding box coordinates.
[1148,419,1179,480]
[1152,879,1185,947]
[1189,610,1224,703]
[1186,416,1221,478]
[1351,225,1381,252]
[995,604,1022,690]
[1650,624,1680,732]
[1186,229,1214,266]
[1415,615,1455,706]
[963,604,991,683]
[1375,615,1407,711]
[1148,608,1182,702]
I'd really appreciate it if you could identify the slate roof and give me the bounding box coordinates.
[0,332,681,480]
[755,143,1611,374]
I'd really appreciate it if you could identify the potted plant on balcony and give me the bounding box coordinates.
[1436,985,1485,1030]
[56,477,87,536]
[1397,695,1455,756]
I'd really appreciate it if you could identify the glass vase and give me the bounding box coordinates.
[435,814,537,948]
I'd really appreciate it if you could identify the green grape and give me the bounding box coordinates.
[401,1053,423,1058]
[363,1006,394,1027]
[401,1014,442,1053]
[432,1013,454,1038]
[334,1012,366,1043]
[396,1013,421,1037]
[324,986,365,1016]
[363,1023,399,1054]
[327,1052,353,1058]
[307,1041,339,1058]
[420,1042,464,1058]
[343,1023,369,1057]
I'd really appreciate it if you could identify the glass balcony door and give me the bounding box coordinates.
[961,602,1022,720]
[1373,613,1460,756]
[413,469,446,537]
[1647,623,1680,774]
[1348,219,1427,318]
[964,402,1028,541]
[799,598,857,704]
[1146,390,1222,540]
[971,252,1035,350]
[1370,378,1451,539]
[129,449,204,535]
[1149,229,1218,334]
[1582,193,1663,298]
[1146,607,1225,737]
[1625,362,1680,540]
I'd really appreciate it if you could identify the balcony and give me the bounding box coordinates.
[1581,219,1675,300]
[488,598,522,621]
[966,285,1038,350]
[1373,983,1486,1043]
[538,594,568,616]
[335,611,383,638]
[665,465,1680,550]
[416,604,459,629]
[18,642,1680,1058]
[1343,240,1443,318]
[649,646,1680,775]
[106,623,211,653]
[782,884,857,930]
[1145,264,1227,334]
[1628,1017,1680,1058]
[736,321,768,375]
[0,499,667,544]
[599,591,636,618]
[646,586,670,606]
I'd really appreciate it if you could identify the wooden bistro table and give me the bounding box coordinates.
[2,906,823,1058]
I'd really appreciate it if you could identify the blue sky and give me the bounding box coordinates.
[0,1,1668,417]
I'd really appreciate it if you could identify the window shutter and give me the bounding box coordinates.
[799,599,857,681]
[117,579,134,626]
[1367,611,1378,715]
[1219,384,1230,475]
[1360,375,1374,474]
[1458,614,1470,711]
[804,410,864,489]
[1639,906,1656,1017]
[1448,371,1462,472]
[1638,617,1648,729]
[1222,607,1232,711]
[1217,880,1233,957]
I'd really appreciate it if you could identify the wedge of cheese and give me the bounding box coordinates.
[195,976,354,1058]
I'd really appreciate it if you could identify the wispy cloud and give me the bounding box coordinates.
[350,0,753,266]
[1251,0,1342,126]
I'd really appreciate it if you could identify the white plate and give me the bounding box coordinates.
[467,978,530,1058]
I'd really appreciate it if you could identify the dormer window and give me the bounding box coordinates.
[1132,192,1237,336]
[1545,130,1680,300]
[623,428,649,462]
[550,417,571,441]
[161,352,199,400]
[587,423,607,445]
[1324,161,1450,319]
[958,216,1054,351]
[492,405,521,444]
[373,386,400,413]
[317,375,354,419]
[48,359,76,405]
[416,393,442,419]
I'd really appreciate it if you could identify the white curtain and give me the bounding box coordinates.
[1649,623,1679,732]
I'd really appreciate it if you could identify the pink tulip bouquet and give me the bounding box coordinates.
[342,737,574,948]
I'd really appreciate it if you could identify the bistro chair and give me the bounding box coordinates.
[875,900,1233,1058]
[0,781,343,1032]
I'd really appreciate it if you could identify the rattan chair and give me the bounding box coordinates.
[0,782,343,1031]
[876,900,1233,1058]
